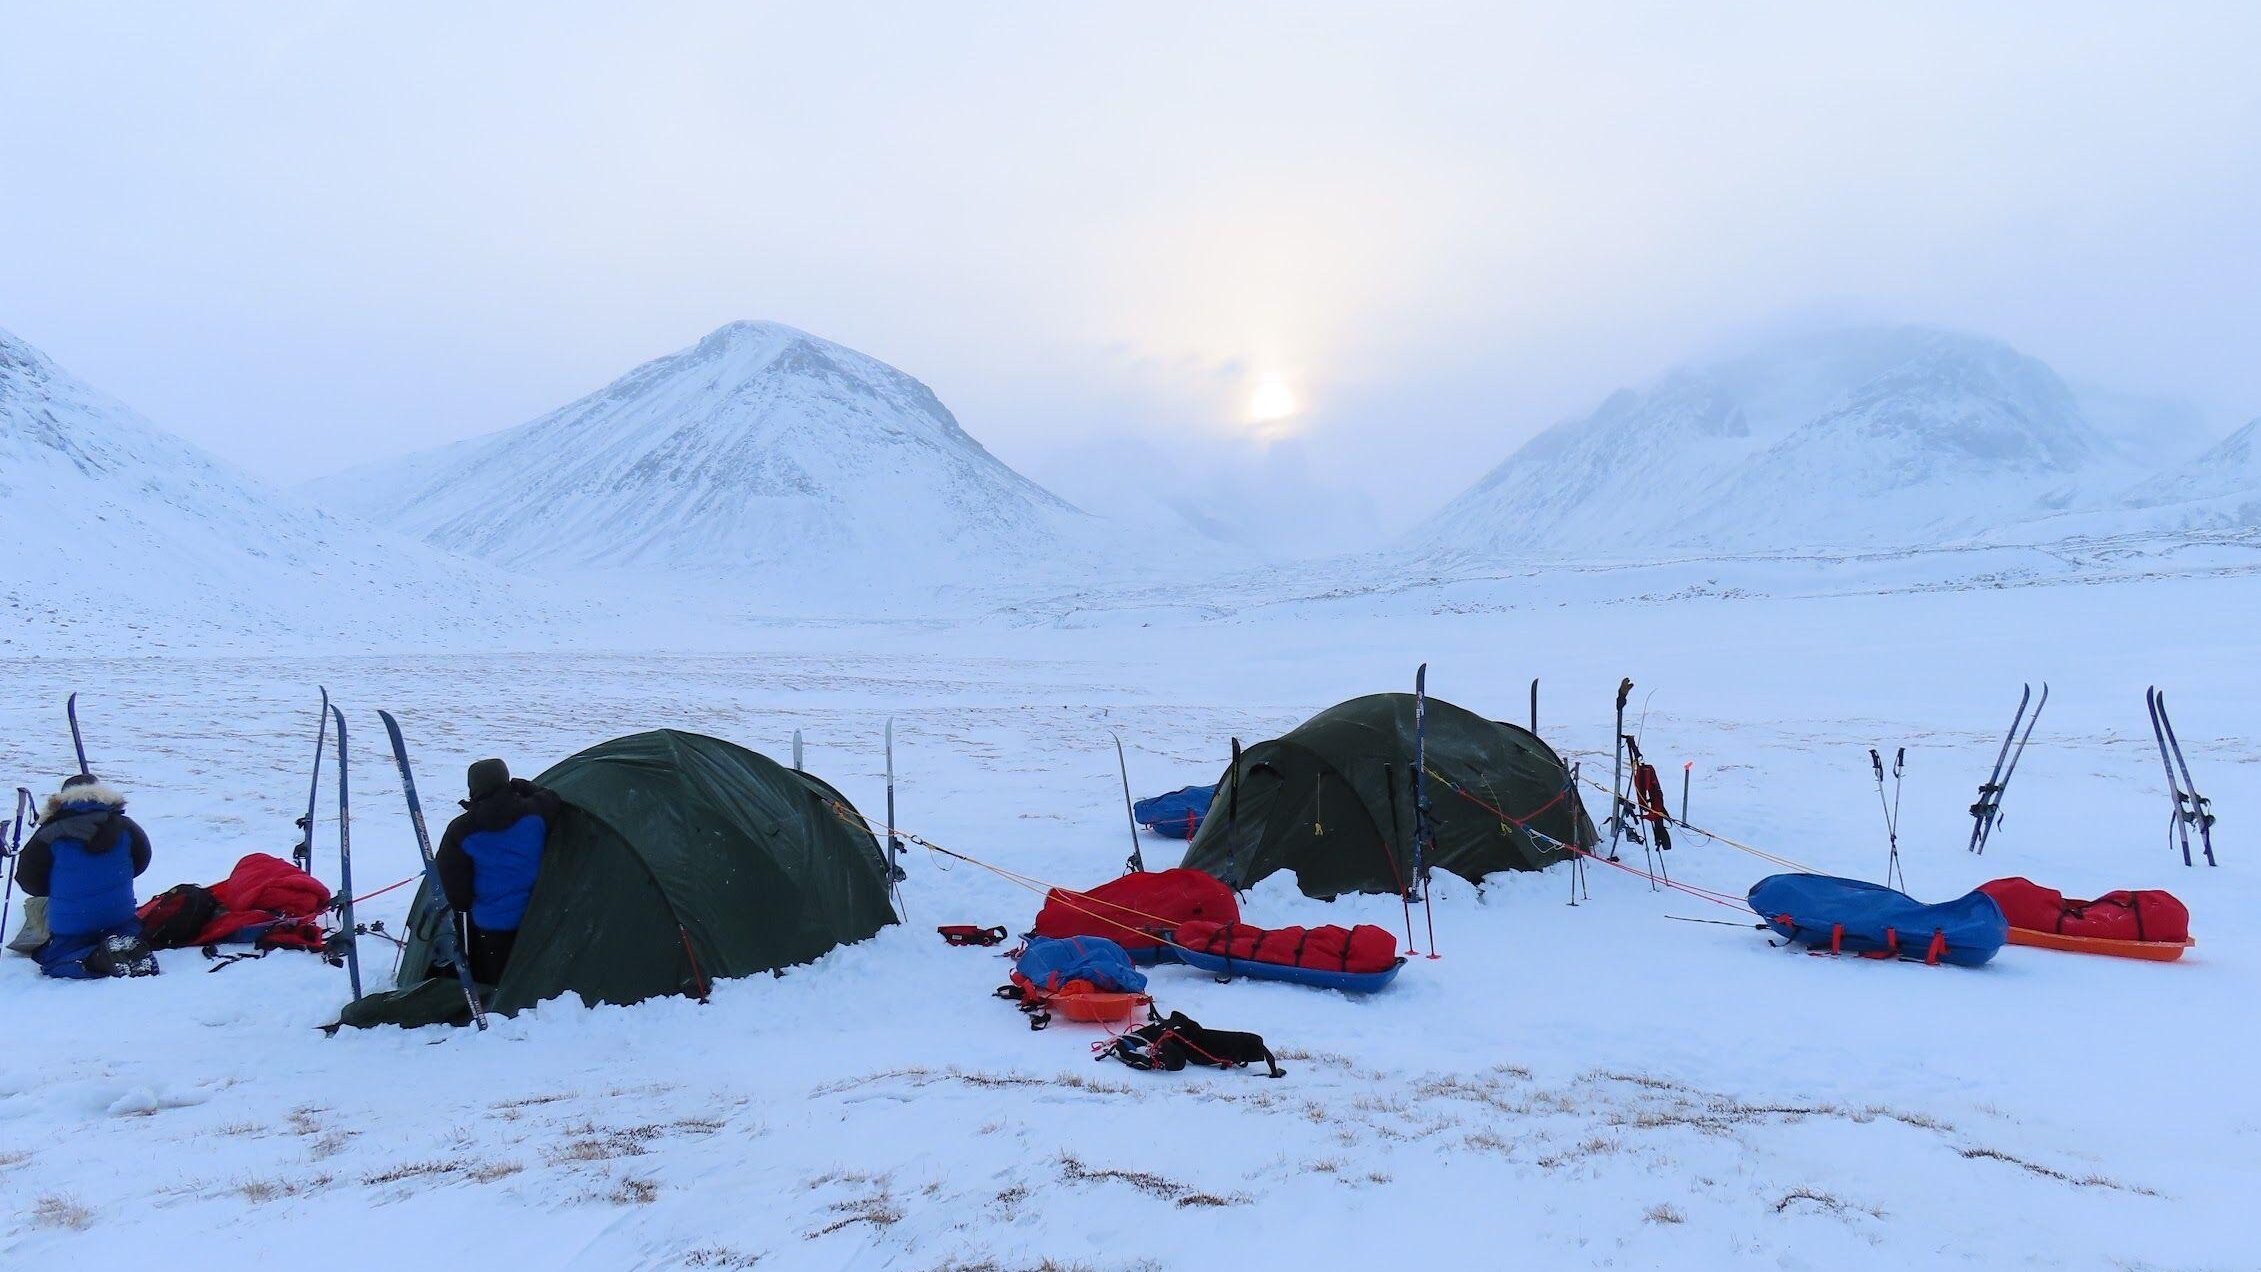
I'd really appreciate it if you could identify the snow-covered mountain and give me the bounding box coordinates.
[2120,417,2261,528]
[1412,327,2203,558]
[310,322,1115,590]
[0,324,553,653]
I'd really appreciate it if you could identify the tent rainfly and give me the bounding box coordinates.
[338,729,897,1029]
[1179,693,1594,898]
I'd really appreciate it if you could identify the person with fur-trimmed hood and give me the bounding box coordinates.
[12,774,158,978]
[434,759,562,985]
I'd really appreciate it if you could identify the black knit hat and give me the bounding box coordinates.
[467,758,510,800]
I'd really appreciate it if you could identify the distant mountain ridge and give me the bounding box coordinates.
[1413,326,2235,558]
[310,321,1112,588]
[2121,417,2261,527]
[0,325,531,651]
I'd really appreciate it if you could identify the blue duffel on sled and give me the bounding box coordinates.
[1133,785,1217,839]
[1012,936,1148,995]
[1747,873,2009,968]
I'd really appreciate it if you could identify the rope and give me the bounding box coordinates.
[315,874,420,938]
[340,875,417,908]
[1574,773,1822,875]
[1429,773,1752,913]
[824,802,1216,959]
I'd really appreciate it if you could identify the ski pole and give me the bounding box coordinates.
[885,719,906,885]
[1,787,30,946]
[1870,749,1901,891]
[1564,762,1584,907]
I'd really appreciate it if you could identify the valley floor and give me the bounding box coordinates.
[1,571,2254,1270]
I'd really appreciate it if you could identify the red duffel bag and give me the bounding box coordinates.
[1177,920,1399,974]
[1031,867,1239,956]
[1979,877,2189,944]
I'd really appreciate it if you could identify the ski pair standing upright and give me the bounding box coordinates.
[1410,663,1438,958]
[1968,683,2047,855]
[1604,678,1672,889]
[2146,688,2216,867]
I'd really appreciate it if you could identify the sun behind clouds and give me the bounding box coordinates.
[1247,374,1301,440]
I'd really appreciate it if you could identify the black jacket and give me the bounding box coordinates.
[434,779,562,919]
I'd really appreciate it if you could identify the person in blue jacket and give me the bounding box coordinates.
[434,759,561,984]
[12,774,158,979]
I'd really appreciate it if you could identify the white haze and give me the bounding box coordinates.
[2,2,2259,549]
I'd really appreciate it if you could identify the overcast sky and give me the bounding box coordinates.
[4,2,2257,542]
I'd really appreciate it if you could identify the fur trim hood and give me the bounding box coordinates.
[44,780,126,819]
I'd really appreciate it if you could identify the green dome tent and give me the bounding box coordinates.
[338,729,897,1029]
[1179,693,1594,898]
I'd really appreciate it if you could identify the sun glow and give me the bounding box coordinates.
[1248,376,1299,426]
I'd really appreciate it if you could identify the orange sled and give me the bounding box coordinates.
[2005,928,2194,961]
[1045,991,1152,1024]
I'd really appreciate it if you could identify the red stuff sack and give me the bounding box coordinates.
[2058,890,2189,943]
[1980,878,2189,944]
[1176,921,1400,973]
[1341,924,1399,973]
[1032,868,1239,955]
[1252,926,1308,964]
[1976,877,2064,931]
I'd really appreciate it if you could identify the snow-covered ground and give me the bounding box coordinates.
[2,567,2254,1269]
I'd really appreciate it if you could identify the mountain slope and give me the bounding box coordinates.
[2119,417,2261,527]
[0,325,546,652]
[311,322,1105,588]
[1414,327,2146,558]
[1668,334,2107,548]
